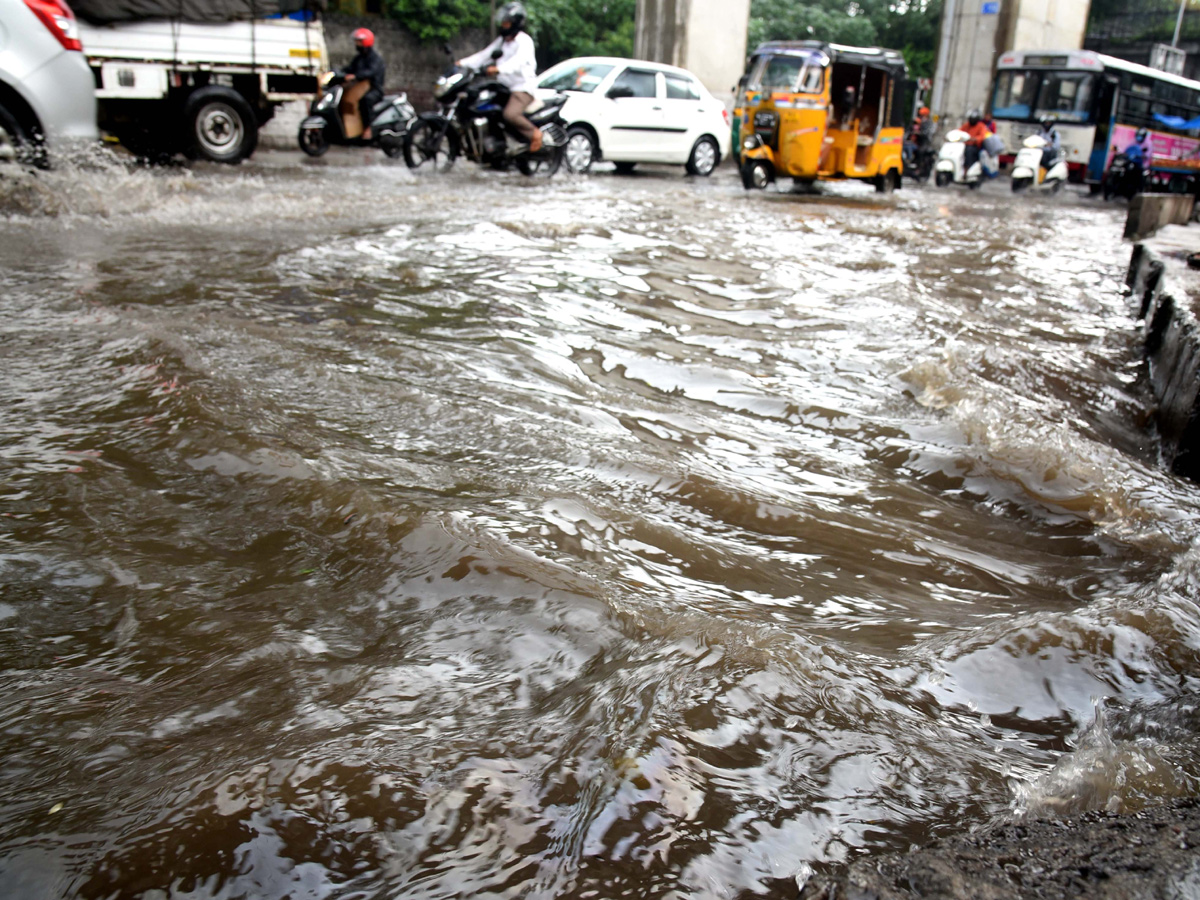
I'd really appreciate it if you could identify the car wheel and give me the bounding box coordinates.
[403,116,459,172]
[741,159,772,190]
[298,124,329,158]
[0,102,28,164]
[185,87,257,163]
[564,126,597,174]
[686,136,719,176]
[613,162,637,175]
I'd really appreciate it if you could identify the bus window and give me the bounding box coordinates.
[1035,72,1095,122]
[993,70,1039,118]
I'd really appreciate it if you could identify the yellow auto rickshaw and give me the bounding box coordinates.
[735,41,908,192]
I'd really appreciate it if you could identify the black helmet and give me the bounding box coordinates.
[1136,127,1148,142]
[496,2,526,37]
[967,108,980,126]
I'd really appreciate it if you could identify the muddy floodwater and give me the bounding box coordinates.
[2,151,1200,899]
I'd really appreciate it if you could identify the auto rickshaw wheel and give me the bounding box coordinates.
[741,159,772,190]
[874,169,899,193]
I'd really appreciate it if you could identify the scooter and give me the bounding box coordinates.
[934,130,985,189]
[1011,134,1069,193]
[298,72,416,159]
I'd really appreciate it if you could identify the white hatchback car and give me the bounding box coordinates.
[537,56,731,176]
[0,0,98,166]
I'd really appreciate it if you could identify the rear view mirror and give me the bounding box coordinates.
[607,85,634,100]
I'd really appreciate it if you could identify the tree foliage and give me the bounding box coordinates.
[383,0,489,45]
[383,0,634,67]
[749,0,942,78]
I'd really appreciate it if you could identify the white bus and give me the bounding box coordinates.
[990,49,1200,190]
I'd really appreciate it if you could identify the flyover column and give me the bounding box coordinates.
[635,0,750,106]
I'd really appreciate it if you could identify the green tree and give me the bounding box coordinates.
[383,0,635,68]
[383,0,489,46]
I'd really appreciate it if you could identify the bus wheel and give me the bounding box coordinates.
[741,159,772,190]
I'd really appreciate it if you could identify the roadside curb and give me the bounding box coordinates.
[1127,229,1200,480]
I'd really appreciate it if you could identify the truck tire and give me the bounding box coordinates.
[184,87,257,163]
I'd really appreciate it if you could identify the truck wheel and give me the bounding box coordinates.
[185,87,257,163]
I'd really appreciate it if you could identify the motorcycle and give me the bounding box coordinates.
[1010,134,1069,193]
[934,130,986,189]
[299,72,416,159]
[1103,151,1144,201]
[902,138,935,183]
[402,50,568,177]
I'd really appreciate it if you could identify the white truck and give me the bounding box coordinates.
[73,0,327,162]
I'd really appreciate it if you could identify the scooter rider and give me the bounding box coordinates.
[340,28,386,141]
[961,108,991,170]
[1037,115,1062,170]
[458,2,542,153]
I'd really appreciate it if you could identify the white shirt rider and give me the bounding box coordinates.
[459,32,538,95]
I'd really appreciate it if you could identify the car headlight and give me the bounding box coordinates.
[742,134,763,151]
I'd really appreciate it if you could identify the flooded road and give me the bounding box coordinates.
[2,151,1200,899]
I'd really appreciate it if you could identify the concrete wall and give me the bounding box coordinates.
[930,0,1091,127]
[635,0,749,105]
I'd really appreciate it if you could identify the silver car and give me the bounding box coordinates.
[0,0,98,165]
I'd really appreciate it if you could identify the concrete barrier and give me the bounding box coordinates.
[1126,229,1200,479]
[1125,193,1196,241]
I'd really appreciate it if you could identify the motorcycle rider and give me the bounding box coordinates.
[1125,126,1151,168]
[339,27,386,141]
[1037,114,1061,171]
[458,2,542,153]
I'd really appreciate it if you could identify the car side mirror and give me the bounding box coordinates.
[607,85,634,100]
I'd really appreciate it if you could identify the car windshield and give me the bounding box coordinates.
[753,54,823,93]
[539,62,615,93]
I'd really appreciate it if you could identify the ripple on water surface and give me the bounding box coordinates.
[1,160,1199,898]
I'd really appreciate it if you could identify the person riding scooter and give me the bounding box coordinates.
[1037,115,1062,171]
[339,28,386,141]
[458,2,542,153]
[961,109,992,172]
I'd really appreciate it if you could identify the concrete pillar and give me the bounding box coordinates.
[635,0,750,106]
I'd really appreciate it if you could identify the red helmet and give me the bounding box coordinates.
[352,28,375,48]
